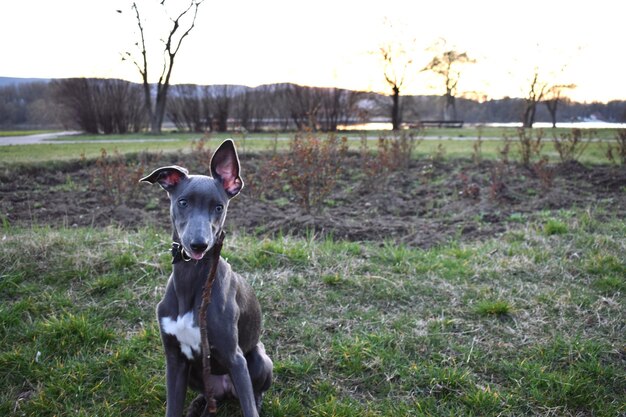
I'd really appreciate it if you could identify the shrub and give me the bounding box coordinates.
[94,148,144,204]
[272,132,348,213]
[552,128,591,163]
[605,129,626,164]
[516,127,544,166]
[472,126,484,164]
[531,156,555,190]
[488,163,507,200]
[360,130,422,188]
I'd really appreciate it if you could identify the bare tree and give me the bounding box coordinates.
[167,84,210,132]
[53,78,145,134]
[123,0,204,134]
[52,78,99,133]
[318,88,363,131]
[422,42,474,121]
[379,41,413,130]
[282,84,322,131]
[208,85,232,132]
[522,69,549,128]
[375,19,417,131]
[544,84,576,128]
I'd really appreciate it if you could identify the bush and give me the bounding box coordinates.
[605,129,626,164]
[516,128,544,166]
[272,133,348,213]
[552,128,591,163]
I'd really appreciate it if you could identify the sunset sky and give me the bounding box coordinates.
[1,0,624,103]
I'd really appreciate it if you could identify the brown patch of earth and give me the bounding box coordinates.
[1,153,624,248]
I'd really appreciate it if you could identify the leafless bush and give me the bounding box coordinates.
[272,133,348,213]
[489,163,507,200]
[516,127,544,166]
[552,128,592,163]
[188,133,213,173]
[458,172,480,199]
[531,156,555,190]
[498,134,512,165]
[358,131,422,189]
[93,148,148,203]
[472,125,484,164]
[605,129,626,164]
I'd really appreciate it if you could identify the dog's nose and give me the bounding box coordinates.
[190,242,209,253]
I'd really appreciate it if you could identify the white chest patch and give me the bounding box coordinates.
[161,312,200,360]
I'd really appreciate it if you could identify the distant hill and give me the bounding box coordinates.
[0,77,50,87]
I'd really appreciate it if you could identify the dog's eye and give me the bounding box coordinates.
[215,204,224,213]
[178,199,188,208]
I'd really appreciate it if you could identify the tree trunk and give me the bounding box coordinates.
[391,86,401,131]
[523,102,537,128]
[443,92,456,121]
[545,99,558,128]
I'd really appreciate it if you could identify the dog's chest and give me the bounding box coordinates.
[160,311,200,360]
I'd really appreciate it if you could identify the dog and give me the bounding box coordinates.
[140,139,272,417]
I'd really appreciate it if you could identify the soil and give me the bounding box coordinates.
[1,152,624,248]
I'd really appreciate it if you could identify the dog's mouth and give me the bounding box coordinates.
[188,250,206,261]
[181,247,208,261]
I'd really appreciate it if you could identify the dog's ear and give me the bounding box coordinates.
[210,139,243,198]
[140,165,188,191]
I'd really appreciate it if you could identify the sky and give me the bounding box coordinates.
[1,0,624,103]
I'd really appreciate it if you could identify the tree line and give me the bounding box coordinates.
[0,78,625,132]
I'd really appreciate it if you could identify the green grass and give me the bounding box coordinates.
[0,127,621,166]
[1,209,624,416]
[0,130,59,137]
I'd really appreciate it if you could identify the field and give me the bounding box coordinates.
[1,129,625,416]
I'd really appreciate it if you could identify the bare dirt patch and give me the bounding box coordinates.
[1,153,624,248]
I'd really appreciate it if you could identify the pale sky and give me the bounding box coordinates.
[1,0,624,103]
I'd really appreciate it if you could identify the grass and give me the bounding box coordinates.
[1,208,624,416]
[0,130,59,137]
[0,127,622,166]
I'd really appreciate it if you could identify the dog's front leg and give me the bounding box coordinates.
[229,350,259,417]
[164,352,190,417]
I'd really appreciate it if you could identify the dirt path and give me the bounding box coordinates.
[0,131,81,145]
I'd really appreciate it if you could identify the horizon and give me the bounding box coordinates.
[2,0,624,104]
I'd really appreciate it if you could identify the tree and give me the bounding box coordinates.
[544,84,576,128]
[422,42,474,121]
[52,78,145,134]
[379,41,413,130]
[207,85,232,132]
[123,0,204,134]
[376,18,417,131]
[318,88,363,132]
[52,78,99,133]
[283,84,322,131]
[167,84,209,132]
[522,69,548,128]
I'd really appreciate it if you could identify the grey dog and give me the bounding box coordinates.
[141,139,272,417]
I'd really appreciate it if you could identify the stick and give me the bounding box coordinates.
[199,231,225,416]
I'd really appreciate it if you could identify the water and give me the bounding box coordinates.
[338,121,626,131]
[484,122,626,129]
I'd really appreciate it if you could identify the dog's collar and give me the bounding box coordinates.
[171,242,192,264]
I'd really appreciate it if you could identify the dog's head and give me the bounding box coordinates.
[140,139,243,260]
